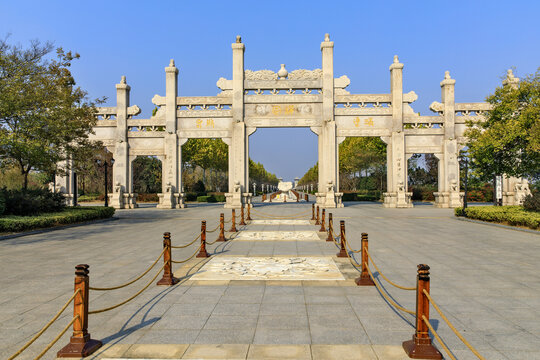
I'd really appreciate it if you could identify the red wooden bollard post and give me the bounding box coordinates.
[157,232,179,285]
[315,206,320,225]
[305,194,308,202]
[319,209,326,232]
[336,220,348,258]
[355,233,375,286]
[57,265,102,358]
[197,221,210,258]
[311,204,315,220]
[240,205,247,225]
[326,213,334,242]
[229,209,238,232]
[217,213,226,242]
[247,203,252,221]
[403,264,442,359]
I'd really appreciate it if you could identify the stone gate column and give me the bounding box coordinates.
[383,56,412,208]
[500,70,531,205]
[318,33,338,208]
[225,36,246,209]
[109,76,131,209]
[434,71,462,208]
[53,158,76,206]
[158,60,181,209]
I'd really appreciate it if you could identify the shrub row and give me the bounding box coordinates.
[342,190,382,202]
[0,188,65,216]
[0,206,116,233]
[196,195,226,203]
[523,192,540,211]
[455,205,540,230]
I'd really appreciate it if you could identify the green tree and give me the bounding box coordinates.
[0,38,100,189]
[466,69,540,181]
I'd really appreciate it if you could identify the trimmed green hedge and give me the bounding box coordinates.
[455,206,540,230]
[0,206,115,233]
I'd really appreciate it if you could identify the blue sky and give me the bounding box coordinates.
[2,1,539,181]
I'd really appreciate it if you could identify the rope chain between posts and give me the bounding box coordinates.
[171,233,201,249]
[423,289,487,360]
[365,249,416,291]
[171,244,203,264]
[364,263,415,315]
[34,315,80,360]
[205,223,220,233]
[88,263,166,315]
[89,248,166,291]
[422,315,457,360]
[7,289,81,360]
[344,237,362,253]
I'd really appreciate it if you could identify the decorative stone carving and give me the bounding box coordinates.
[288,69,323,80]
[245,70,277,80]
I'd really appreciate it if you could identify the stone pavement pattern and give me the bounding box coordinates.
[0,200,539,359]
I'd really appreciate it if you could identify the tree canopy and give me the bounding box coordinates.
[0,38,100,188]
[466,69,540,181]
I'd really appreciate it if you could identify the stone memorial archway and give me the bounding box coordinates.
[55,34,530,209]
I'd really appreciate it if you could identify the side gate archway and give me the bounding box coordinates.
[55,34,530,209]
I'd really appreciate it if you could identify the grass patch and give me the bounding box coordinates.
[0,206,115,234]
[455,206,540,230]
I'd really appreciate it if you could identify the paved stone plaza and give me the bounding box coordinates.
[1,200,539,359]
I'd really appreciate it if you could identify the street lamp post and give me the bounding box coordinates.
[96,159,115,207]
[463,156,469,210]
[253,182,256,196]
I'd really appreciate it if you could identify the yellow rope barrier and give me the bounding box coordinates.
[171,233,201,249]
[205,224,220,233]
[422,315,457,360]
[7,289,80,360]
[423,289,487,360]
[365,249,416,291]
[365,264,415,315]
[171,244,203,264]
[88,264,166,314]
[344,239,362,253]
[90,248,166,291]
[33,315,80,360]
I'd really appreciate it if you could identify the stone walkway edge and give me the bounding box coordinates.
[87,343,407,360]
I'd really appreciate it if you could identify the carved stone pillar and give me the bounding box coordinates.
[383,56,412,208]
[54,158,77,206]
[225,36,246,209]
[318,33,337,208]
[434,72,463,208]
[110,76,130,209]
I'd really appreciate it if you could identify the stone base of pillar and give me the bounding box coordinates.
[62,194,76,207]
[434,191,463,208]
[174,193,185,208]
[335,192,344,208]
[315,193,325,205]
[383,192,413,208]
[157,192,174,209]
[323,191,337,208]
[224,193,242,209]
[123,193,138,209]
[108,192,124,209]
[242,193,252,207]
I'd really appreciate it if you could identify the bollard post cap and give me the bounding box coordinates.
[163,232,171,236]
[361,232,368,238]
[417,264,430,280]
[75,264,89,276]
